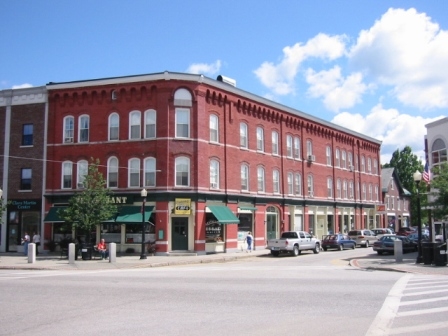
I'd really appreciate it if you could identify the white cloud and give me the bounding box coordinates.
[186,60,222,76]
[12,83,33,89]
[305,66,368,112]
[349,8,448,109]
[331,104,444,164]
[254,33,347,95]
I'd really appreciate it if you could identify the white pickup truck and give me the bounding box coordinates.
[267,231,321,257]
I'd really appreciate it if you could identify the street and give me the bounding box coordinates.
[1,249,448,335]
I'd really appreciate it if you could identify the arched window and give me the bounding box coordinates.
[210,159,219,189]
[257,167,265,192]
[307,175,314,197]
[174,89,192,138]
[175,156,190,187]
[241,164,249,191]
[210,115,219,143]
[327,177,333,198]
[272,131,279,155]
[432,138,447,164]
[240,123,248,148]
[286,135,293,158]
[273,169,280,194]
[295,173,302,196]
[62,161,72,189]
[144,157,156,187]
[108,113,119,141]
[63,116,74,143]
[129,111,141,139]
[294,137,301,160]
[257,127,264,152]
[335,148,340,167]
[78,115,89,142]
[174,88,192,107]
[144,109,156,139]
[107,157,118,188]
[77,160,88,188]
[287,172,293,195]
[326,146,332,166]
[128,158,140,187]
[341,150,347,169]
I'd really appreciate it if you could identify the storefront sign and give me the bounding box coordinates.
[175,198,191,215]
[376,204,386,213]
[10,199,40,211]
[107,196,131,204]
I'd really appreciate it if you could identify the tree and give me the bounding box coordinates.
[382,146,427,226]
[59,158,117,245]
[428,162,448,221]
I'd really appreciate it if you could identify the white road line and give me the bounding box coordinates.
[402,288,448,296]
[407,280,448,287]
[365,274,412,336]
[399,295,448,306]
[397,306,448,317]
[388,321,448,335]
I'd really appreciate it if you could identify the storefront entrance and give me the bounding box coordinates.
[172,218,188,250]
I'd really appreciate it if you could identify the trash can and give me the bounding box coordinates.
[81,244,92,260]
[433,243,447,267]
[421,242,435,265]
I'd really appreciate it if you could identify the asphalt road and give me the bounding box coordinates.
[1,248,447,335]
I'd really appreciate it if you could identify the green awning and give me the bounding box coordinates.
[238,206,257,211]
[43,207,67,222]
[115,205,154,223]
[207,205,240,224]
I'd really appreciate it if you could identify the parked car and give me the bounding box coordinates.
[397,227,416,236]
[321,234,356,251]
[372,234,417,255]
[348,229,378,247]
[266,231,321,257]
[372,228,394,239]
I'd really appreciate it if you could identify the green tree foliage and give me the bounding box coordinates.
[428,162,448,221]
[58,158,117,244]
[382,146,426,226]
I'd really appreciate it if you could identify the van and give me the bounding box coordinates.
[348,229,378,247]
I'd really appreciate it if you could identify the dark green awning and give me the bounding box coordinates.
[115,206,154,223]
[43,207,67,222]
[238,206,257,211]
[207,205,240,224]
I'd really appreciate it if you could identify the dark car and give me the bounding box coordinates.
[397,227,416,236]
[321,234,356,251]
[372,234,416,255]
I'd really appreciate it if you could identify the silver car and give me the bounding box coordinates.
[348,229,378,247]
[372,228,394,239]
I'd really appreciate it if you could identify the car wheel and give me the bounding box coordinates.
[313,244,320,254]
[339,244,344,251]
[291,245,299,256]
[377,251,383,255]
[271,250,280,257]
[323,247,327,251]
[351,244,356,250]
[365,241,370,248]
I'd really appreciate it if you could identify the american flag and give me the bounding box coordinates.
[423,160,431,184]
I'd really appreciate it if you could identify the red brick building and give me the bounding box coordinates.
[0,87,47,252]
[43,72,382,255]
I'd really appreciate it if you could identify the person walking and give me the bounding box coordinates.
[32,232,41,256]
[22,232,30,256]
[245,231,253,253]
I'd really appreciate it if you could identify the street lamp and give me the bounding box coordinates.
[413,170,423,264]
[140,188,147,260]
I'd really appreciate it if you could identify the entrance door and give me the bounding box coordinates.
[8,224,19,252]
[172,218,188,250]
[266,213,278,240]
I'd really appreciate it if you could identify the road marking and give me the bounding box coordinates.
[397,306,448,317]
[399,295,448,306]
[388,321,448,335]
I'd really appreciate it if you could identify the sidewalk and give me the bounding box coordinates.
[0,248,270,271]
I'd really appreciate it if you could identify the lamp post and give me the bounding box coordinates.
[140,188,147,260]
[413,170,423,264]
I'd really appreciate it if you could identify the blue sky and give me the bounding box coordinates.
[1,1,447,164]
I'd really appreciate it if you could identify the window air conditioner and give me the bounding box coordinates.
[349,165,354,172]
[307,155,316,162]
[77,183,84,189]
[210,183,217,189]
[64,137,73,143]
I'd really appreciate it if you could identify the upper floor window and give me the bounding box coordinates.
[77,160,88,188]
[62,161,72,189]
[128,158,140,187]
[63,116,74,143]
[361,155,365,172]
[327,177,333,198]
[107,157,118,188]
[241,164,249,191]
[367,157,372,174]
[397,197,401,210]
[343,180,348,199]
[240,123,248,149]
[21,168,32,190]
[129,111,141,139]
[335,149,340,167]
[174,88,193,107]
[108,113,119,141]
[326,146,332,166]
[336,179,342,199]
[257,167,265,192]
[175,108,190,138]
[357,182,360,200]
[373,159,378,175]
[273,169,280,194]
[272,131,279,155]
[210,159,219,189]
[307,175,314,196]
[294,173,302,196]
[349,181,354,199]
[144,109,156,139]
[175,156,190,187]
[431,138,447,165]
[306,140,313,157]
[362,183,366,200]
[375,185,379,201]
[294,137,301,160]
[22,124,33,146]
[348,152,353,170]
[256,127,264,152]
[341,150,346,169]
[79,115,89,142]
[355,155,359,171]
[286,135,293,158]
[144,157,156,187]
[209,115,219,143]
[287,172,293,195]
[369,184,373,201]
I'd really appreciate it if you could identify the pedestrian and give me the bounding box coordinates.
[22,232,30,256]
[96,238,109,260]
[245,231,253,253]
[32,232,41,256]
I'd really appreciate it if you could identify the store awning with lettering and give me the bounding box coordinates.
[115,206,154,223]
[43,207,67,222]
[207,205,240,224]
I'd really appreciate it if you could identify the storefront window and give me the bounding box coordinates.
[53,222,72,242]
[205,213,223,243]
[101,223,122,243]
[237,213,252,241]
[124,219,155,243]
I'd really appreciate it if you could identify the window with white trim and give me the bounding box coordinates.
[287,172,293,195]
[286,135,293,158]
[107,157,118,188]
[79,115,89,142]
[335,148,340,167]
[367,157,372,174]
[373,159,378,175]
[295,173,302,196]
[326,146,332,166]
[307,175,314,196]
[62,161,72,189]
[209,115,219,143]
[341,150,346,169]
[175,156,190,187]
[257,167,265,192]
[337,179,341,199]
[144,157,156,187]
[63,116,74,143]
[241,164,249,191]
[362,183,366,200]
[175,108,190,138]
[129,111,141,139]
[240,123,248,149]
[294,137,301,160]
[327,177,333,198]
[210,159,219,189]
[21,168,32,190]
[145,109,156,139]
[349,181,354,199]
[343,180,348,199]
[108,113,119,141]
[273,169,280,194]
[256,127,264,152]
[361,155,365,172]
[128,158,140,187]
[77,160,88,189]
[369,183,373,201]
[272,131,279,155]
[306,140,313,157]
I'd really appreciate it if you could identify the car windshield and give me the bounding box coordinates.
[380,236,396,242]
[348,231,360,236]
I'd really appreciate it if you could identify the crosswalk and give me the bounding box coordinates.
[367,274,448,335]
